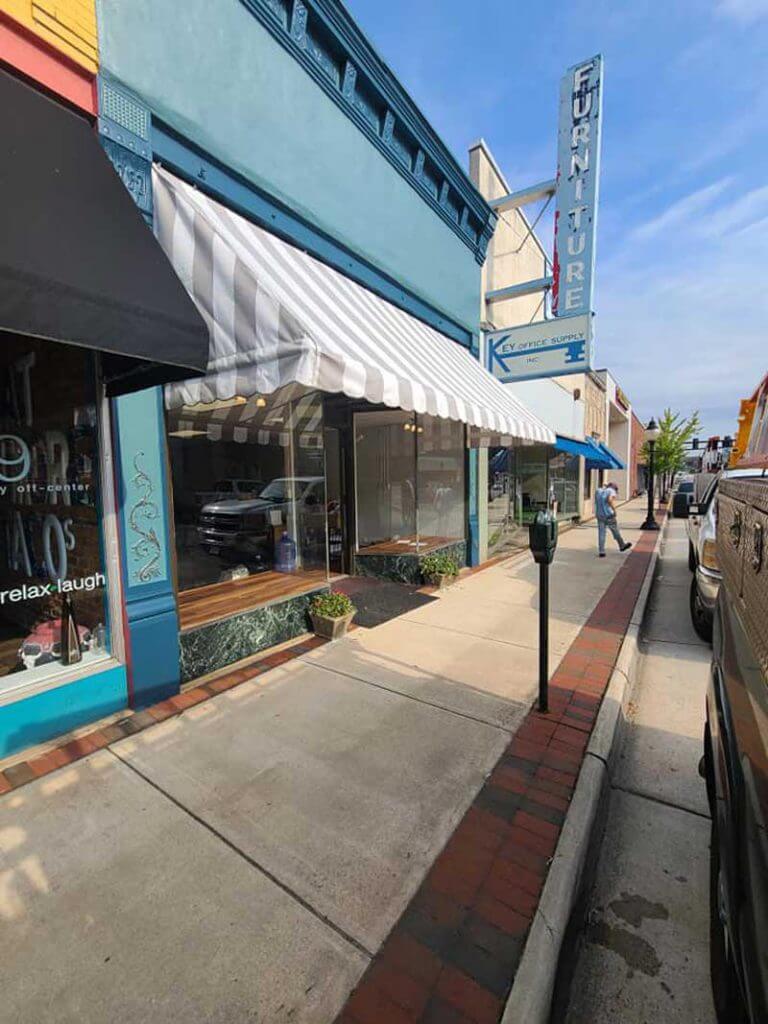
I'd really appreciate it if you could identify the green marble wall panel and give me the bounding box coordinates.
[179,586,328,683]
[354,540,467,585]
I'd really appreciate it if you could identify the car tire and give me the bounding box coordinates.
[689,543,696,571]
[710,818,749,1023]
[690,576,714,642]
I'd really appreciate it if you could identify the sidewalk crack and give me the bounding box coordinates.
[610,781,711,820]
[297,658,519,734]
[106,747,375,960]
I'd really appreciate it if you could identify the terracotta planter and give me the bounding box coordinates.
[310,609,355,640]
[426,572,457,590]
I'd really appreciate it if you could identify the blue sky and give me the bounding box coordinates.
[346,0,768,434]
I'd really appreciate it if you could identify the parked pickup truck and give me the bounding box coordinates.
[194,478,264,509]
[703,470,768,1024]
[198,476,325,566]
[686,468,766,641]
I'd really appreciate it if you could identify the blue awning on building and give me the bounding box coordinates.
[554,435,599,460]
[555,435,626,471]
[592,440,626,470]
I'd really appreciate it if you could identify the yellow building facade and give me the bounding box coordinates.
[1,0,98,71]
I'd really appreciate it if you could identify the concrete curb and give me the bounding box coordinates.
[500,517,668,1024]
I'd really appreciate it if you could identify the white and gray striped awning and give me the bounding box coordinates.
[153,166,554,445]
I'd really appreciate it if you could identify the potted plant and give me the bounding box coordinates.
[421,552,460,589]
[310,591,356,640]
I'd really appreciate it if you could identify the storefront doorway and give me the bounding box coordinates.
[323,425,348,576]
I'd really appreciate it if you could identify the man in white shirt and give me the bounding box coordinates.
[595,482,632,558]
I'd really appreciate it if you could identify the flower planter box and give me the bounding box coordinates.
[310,609,355,640]
[426,572,457,591]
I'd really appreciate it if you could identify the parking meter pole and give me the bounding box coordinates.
[529,510,556,715]
[539,562,549,713]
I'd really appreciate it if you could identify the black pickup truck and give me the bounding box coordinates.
[703,473,768,1023]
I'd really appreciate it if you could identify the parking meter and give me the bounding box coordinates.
[529,511,558,712]
[529,511,558,565]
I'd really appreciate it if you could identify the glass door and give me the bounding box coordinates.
[323,426,347,575]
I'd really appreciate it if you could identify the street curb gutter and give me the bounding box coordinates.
[501,517,669,1024]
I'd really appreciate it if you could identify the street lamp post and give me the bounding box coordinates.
[641,417,661,531]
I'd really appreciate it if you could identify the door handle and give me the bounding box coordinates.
[730,510,742,548]
[752,522,764,573]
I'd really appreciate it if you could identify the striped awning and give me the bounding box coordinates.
[153,167,554,445]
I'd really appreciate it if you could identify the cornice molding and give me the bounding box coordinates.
[239,0,496,264]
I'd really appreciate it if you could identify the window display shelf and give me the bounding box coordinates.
[357,535,457,557]
[177,569,329,632]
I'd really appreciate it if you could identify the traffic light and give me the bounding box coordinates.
[692,437,699,449]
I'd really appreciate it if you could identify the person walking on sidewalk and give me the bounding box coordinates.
[595,481,632,557]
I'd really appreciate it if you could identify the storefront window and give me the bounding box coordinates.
[355,410,417,550]
[487,447,518,556]
[515,445,549,524]
[417,416,465,542]
[549,452,580,519]
[0,336,110,697]
[354,411,465,553]
[167,387,328,594]
[486,445,552,556]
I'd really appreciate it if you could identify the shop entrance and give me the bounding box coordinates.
[323,425,349,575]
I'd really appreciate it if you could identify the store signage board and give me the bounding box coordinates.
[487,314,593,383]
[552,55,603,319]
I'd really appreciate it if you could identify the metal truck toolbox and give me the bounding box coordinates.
[717,480,748,598]
[719,477,768,678]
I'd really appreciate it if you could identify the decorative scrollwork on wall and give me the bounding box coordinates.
[129,451,162,584]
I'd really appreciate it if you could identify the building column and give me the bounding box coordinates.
[112,389,180,706]
[98,79,180,705]
[468,448,480,566]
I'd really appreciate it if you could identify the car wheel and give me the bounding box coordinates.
[710,818,749,1023]
[689,543,696,571]
[690,576,714,642]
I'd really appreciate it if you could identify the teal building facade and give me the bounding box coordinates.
[1,0,506,756]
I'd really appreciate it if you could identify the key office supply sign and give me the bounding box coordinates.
[487,313,593,383]
[552,55,603,318]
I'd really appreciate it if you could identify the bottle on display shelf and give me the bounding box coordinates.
[60,593,82,666]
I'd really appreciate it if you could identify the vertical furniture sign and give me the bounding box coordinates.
[552,55,603,318]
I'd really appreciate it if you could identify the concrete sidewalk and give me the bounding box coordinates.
[0,500,648,1024]
[562,517,716,1024]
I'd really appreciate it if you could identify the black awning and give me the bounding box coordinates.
[0,68,209,396]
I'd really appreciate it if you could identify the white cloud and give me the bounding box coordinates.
[717,0,768,22]
[628,178,733,241]
[698,184,768,236]
[595,175,767,434]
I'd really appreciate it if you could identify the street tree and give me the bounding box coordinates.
[642,408,701,498]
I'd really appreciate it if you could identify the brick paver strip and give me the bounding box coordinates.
[334,519,663,1023]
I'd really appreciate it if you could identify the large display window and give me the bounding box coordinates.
[0,336,111,698]
[167,387,329,623]
[486,445,551,557]
[549,451,580,519]
[354,410,465,554]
